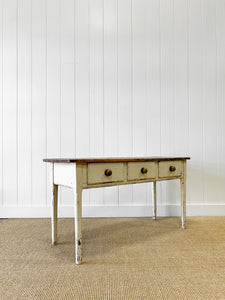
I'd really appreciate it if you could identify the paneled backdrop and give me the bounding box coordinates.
[0,0,225,217]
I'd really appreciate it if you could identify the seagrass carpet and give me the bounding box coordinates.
[1,217,225,299]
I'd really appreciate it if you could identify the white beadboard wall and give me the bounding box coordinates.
[1,0,225,218]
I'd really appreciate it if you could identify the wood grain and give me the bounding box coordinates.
[43,157,190,163]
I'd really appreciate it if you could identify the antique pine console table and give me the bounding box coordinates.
[43,157,190,265]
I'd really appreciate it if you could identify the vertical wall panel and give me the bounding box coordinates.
[75,0,90,205]
[217,0,225,203]
[146,0,161,206]
[89,0,104,158]
[32,0,46,207]
[174,0,189,156]
[46,0,61,158]
[146,0,161,156]
[60,0,75,206]
[103,0,118,205]
[89,0,104,206]
[132,0,147,156]
[18,0,32,207]
[46,0,61,206]
[2,0,17,207]
[132,0,147,206]
[188,0,204,204]
[160,0,175,157]
[104,0,118,157]
[0,0,3,206]
[61,0,75,158]
[160,0,176,205]
[75,0,89,158]
[173,0,189,203]
[118,0,132,206]
[202,0,217,204]
[75,0,90,206]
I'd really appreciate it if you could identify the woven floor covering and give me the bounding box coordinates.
[1,217,225,300]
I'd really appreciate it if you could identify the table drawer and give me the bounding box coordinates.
[128,162,157,181]
[88,163,125,184]
[158,161,183,178]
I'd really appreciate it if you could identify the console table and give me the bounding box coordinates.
[43,157,190,264]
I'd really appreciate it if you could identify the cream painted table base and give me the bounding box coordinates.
[43,157,189,265]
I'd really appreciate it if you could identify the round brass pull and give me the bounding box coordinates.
[169,166,176,172]
[105,169,112,176]
[141,167,148,174]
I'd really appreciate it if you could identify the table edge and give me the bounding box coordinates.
[43,157,190,163]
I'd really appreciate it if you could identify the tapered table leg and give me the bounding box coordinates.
[152,181,157,220]
[74,186,82,265]
[180,161,186,229]
[50,163,58,245]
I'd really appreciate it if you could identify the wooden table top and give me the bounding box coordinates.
[43,157,190,163]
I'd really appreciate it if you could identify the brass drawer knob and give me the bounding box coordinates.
[169,166,176,172]
[141,167,148,174]
[105,169,112,176]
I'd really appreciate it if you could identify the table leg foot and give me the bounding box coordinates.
[75,251,82,265]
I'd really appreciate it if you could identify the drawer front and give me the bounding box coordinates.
[128,162,157,181]
[88,163,125,184]
[158,161,183,178]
